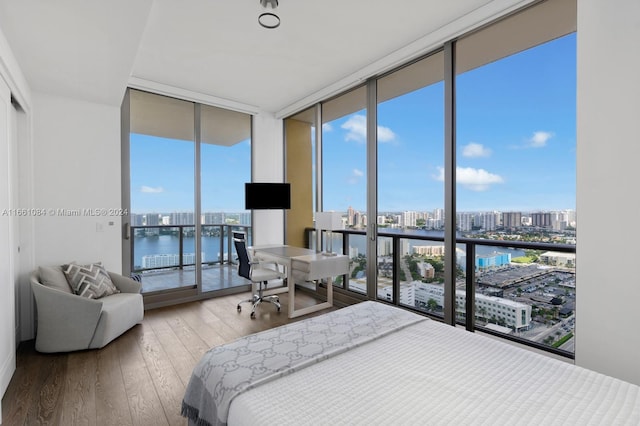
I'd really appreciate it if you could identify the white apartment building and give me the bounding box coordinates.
[414,283,531,330]
[413,245,445,256]
[142,252,205,269]
[402,211,418,227]
[457,212,474,232]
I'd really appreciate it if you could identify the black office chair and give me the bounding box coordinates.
[233,232,283,319]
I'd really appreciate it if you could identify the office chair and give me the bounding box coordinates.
[233,232,283,319]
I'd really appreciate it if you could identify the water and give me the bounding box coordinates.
[133,232,525,268]
[330,229,525,258]
[133,235,227,268]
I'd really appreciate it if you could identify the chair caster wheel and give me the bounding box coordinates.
[250,311,256,319]
[277,306,281,312]
[237,305,241,312]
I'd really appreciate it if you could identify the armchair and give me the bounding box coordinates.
[30,265,144,353]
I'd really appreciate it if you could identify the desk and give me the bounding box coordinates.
[252,245,349,318]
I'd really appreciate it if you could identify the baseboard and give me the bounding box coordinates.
[0,348,16,401]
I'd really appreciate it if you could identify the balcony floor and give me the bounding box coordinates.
[137,264,248,293]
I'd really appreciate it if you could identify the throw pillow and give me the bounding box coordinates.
[39,265,73,294]
[63,262,120,299]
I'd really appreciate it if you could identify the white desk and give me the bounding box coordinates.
[252,245,349,318]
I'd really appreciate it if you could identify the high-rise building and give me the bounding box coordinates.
[347,206,355,226]
[402,211,418,227]
[171,211,194,225]
[378,238,392,256]
[202,212,224,224]
[501,211,522,230]
[479,211,498,231]
[457,212,474,232]
[131,213,144,226]
[531,212,552,228]
[145,213,160,226]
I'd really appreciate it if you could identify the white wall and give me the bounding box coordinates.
[32,92,122,271]
[0,73,16,424]
[251,111,285,246]
[576,0,640,385]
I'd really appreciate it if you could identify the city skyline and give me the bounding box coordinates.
[129,207,576,233]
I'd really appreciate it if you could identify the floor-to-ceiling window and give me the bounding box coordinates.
[376,52,445,307]
[289,0,576,357]
[129,90,196,293]
[321,86,367,293]
[125,89,253,300]
[200,103,252,292]
[454,0,576,352]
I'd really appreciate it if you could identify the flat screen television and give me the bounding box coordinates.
[245,182,291,210]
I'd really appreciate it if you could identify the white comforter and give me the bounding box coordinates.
[228,304,640,425]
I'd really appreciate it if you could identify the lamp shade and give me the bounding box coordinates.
[315,211,343,231]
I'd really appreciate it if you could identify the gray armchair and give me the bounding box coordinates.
[30,266,144,353]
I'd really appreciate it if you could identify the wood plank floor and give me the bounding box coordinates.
[2,291,336,426]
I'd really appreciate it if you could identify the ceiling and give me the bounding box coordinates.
[0,0,528,114]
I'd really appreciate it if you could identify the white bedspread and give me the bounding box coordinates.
[183,301,425,426]
[228,304,640,425]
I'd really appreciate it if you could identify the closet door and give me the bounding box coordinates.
[0,75,16,403]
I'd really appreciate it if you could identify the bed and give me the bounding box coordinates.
[182,301,640,426]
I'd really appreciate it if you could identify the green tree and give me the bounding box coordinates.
[426,298,438,312]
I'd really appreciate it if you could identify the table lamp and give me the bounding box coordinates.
[315,211,343,256]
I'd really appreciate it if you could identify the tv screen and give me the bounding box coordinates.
[245,183,291,210]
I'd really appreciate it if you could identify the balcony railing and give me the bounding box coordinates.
[130,224,251,273]
[308,227,576,358]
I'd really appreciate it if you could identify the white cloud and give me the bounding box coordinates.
[462,142,491,158]
[377,125,396,143]
[435,166,504,191]
[347,168,364,184]
[528,131,553,148]
[141,186,164,193]
[341,114,396,143]
[322,123,333,132]
[342,115,366,142]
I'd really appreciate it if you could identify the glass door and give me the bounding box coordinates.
[128,90,196,294]
[376,53,445,308]
[125,89,253,300]
[200,104,252,293]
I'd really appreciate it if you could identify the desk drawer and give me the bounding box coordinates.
[291,255,349,281]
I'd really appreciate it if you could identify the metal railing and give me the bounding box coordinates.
[130,224,251,273]
[308,227,576,358]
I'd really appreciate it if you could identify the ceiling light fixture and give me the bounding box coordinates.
[258,0,280,29]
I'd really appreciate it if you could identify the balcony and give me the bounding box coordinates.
[130,224,251,294]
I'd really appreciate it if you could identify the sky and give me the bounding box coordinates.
[131,33,576,215]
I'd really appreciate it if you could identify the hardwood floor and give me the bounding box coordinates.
[2,291,335,426]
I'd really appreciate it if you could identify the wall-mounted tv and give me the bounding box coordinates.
[245,182,291,210]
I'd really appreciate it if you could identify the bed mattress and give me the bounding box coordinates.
[183,301,640,425]
[227,305,640,425]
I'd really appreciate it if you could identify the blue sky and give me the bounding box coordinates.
[130,135,250,213]
[323,33,576,213]
[131,33,575,215]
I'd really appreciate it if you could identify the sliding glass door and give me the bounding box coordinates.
[124,89,253,300]
[128,90,196,293]
[376,52,445,307]
[200,103,252,293]
[321,86,367,293]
